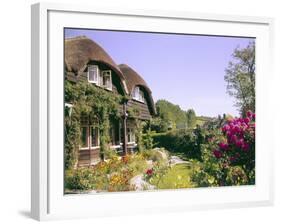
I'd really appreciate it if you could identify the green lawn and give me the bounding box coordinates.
[150,163,196,189]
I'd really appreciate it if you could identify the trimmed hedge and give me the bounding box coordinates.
[151,130,203,161]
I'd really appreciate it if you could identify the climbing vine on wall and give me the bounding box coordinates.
[64,80,122,170]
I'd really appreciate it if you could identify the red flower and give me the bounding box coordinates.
[146,169,153,175]
[213,150,223,159]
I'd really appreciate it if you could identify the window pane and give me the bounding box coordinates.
[110,122,120,145]
[115,122,120,145]
[81,127,88,148]
[91,127,99,147]
[127,128,135,143]
[127,128,131,142]
[88,65,98,82]
[109,125,114,145]
[131,129,135,142]
[134,87,139,99]
[102,71,112,89]
[139,90,144,102]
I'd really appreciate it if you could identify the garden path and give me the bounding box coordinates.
[169,155,191,166]
[130,174,156,191]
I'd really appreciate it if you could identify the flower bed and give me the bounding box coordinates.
[65,148,172,193]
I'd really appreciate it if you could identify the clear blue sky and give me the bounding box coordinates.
[65,28,254,117]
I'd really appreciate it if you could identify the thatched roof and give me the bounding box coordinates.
[118,64,156,115]
[65,36,128,93]
[64,36,155,115]
[118,64,151,94]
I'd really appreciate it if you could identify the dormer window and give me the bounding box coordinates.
[132,86,145,103]
[101,70,112,90]
[87,65,112,91]
[88,65,99,84]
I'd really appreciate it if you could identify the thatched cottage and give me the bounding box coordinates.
[65,36,156,166]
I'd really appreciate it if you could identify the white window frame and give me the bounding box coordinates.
[132,86,144,103]
[101,70,112,90]
[127,127,136,144]
[87,65,99,84]
[139,90,145,103]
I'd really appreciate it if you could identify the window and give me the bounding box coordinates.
[139,90,145,102]
[80,126,88,148]
[110,122,121,145]
[132,86,145,102]
[101,70,112,90]
[88,65,99,84]
[88,66,112,90]
[127,128,135,143]
[80,126,99,149]
[91,126,99,147]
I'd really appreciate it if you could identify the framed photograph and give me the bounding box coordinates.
[31,2,274,221]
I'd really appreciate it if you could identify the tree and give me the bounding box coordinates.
[186,109,196,128]
[225,42,255,116]
[155,99,187,132]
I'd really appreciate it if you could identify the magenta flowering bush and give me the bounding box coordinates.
[213,111,255,183]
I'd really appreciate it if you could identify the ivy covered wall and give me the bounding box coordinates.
[64,80,122,169]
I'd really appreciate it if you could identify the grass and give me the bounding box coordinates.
[150,163,196,189]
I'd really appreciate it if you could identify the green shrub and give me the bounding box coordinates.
[191,161,221,187]
[226,166,248,186]
[127,154,148,176]
[152,129,203,161]
[104,147,118,160]
[140,148,168,163]
[142,130,154,150]
[65,168,101,190]
[191,168,217,187]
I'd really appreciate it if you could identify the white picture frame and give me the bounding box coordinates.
[31,2,274,221]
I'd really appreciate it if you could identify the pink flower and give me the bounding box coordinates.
[230,135,238,144]
[213,150,223,159]
[219,142,229,151]
[246,111,253,118]
[222,124,230,132]
[226,131,232,139]
[252,113,255,120]
[244,117,250,124]
[242,143,250,152]
[235,139,244,148]
[234,125,241,133]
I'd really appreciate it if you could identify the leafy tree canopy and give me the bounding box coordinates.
[186,109,197,128]
[156,99,187,131]
[225,42,255,116]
